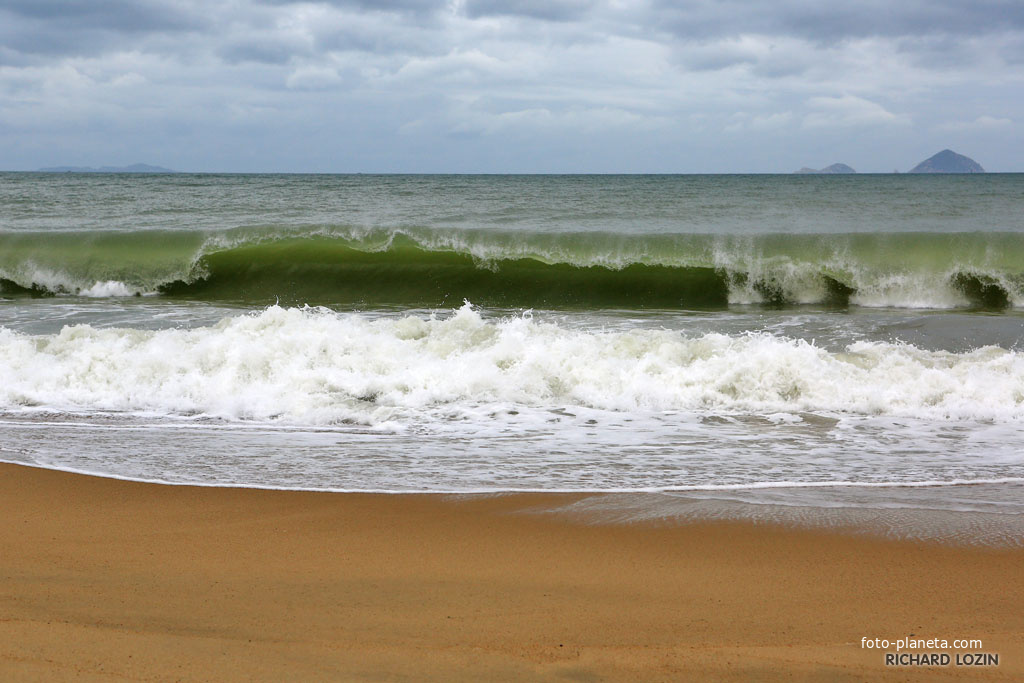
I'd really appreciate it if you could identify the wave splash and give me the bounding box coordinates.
[1,304,1022,425]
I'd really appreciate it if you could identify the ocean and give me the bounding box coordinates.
[1,172,1022,522]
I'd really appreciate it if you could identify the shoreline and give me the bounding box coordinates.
[2,462,1021,680]
[6,458,1024,548]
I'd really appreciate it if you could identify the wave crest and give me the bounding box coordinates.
[1,228,1022,309]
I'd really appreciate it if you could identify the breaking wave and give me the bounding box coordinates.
[2,304,1023,425]
[1,227,1022,309]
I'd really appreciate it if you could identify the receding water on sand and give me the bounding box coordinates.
[539,485,1024,547]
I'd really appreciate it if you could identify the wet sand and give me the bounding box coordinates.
[1,462,1021,681]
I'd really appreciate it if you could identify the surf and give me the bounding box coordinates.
[1,227,1022,310]
[2,303,1023,424]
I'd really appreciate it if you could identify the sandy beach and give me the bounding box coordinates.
[0,462,1020,681]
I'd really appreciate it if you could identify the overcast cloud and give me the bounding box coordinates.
[1,0,1021,171]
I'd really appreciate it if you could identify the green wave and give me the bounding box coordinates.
[1,227,1023,309]
[159,237,730,307]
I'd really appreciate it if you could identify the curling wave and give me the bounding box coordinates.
[1,227,1022,309]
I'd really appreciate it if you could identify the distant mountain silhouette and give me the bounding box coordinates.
[794,163,856,174]
[908,150,984,174]
[37,163,177,173]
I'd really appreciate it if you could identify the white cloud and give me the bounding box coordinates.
[458,105,652,135]
[392,48,507,83]
[724,111,793,133]
[750,111,793,130]
[802,94,909,128]
[109,72,147,87]
[285,65,343,90]
[935,115,1013,131]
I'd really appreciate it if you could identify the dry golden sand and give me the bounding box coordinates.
[1,462,1021,681]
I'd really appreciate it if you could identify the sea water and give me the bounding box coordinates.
[1,173,1022,519]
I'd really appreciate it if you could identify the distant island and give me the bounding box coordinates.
[794,163,856,174]
[907,149,984,173]
[29,152,989,175]
[37,163,178,173]
[793,150,986,174]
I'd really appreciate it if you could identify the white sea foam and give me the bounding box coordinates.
[0,265,145,298]
[0,263,76,293]
[79,280,138,297]
[848,273,970,309]
[1,303,1023,425]
[718,257,1021,309]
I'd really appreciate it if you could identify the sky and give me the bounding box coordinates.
[1,0,1022,173]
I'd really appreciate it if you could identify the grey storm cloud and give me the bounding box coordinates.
[0,0,204,35]
[254,0,446,15]
[220,38,310,66]
[0,0,1021,172]
[648,0,1024,42]
[0,0,207,59]
[463,0,596,22]
[3,0,1022,62]
[0,0,449,62]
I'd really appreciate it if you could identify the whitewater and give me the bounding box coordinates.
[3,303,1024,423]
